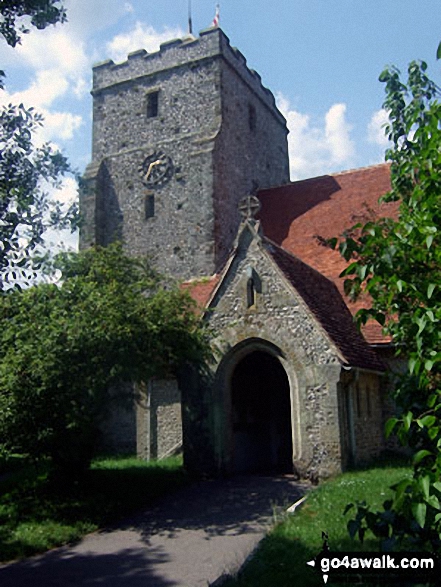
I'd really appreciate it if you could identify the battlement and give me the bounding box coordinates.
[92,27,284,124]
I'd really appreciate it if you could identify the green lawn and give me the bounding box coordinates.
[0,455,188,562]
[223,458,412,587]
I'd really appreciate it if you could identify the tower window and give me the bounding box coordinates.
[146,91,159,118]
[248,104,256,132]
[145,194,155,219]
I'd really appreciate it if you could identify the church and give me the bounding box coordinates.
[80,26,397,479]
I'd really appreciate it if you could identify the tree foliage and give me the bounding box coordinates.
[0,244,209,475]
[337,60,441,550]
[0,0,66,46]
[0,103,77,289]
[0,0,76,289]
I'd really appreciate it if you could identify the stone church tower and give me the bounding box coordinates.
[80,27,290,279]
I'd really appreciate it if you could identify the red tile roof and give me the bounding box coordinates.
[264,238,386,372]
[182,275,220,311]
[258,164,397,344]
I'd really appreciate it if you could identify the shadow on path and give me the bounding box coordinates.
[121,475,307,541]
[0,475,307,587]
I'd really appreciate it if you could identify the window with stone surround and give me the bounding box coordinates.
[145,194,155,219]
[146,91,159,118]
[246,277,256,308]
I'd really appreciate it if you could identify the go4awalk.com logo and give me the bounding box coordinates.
[306,533,440,584]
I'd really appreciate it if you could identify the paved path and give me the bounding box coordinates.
[0,475,306,587]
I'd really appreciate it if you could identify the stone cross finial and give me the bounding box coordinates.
[239,195,261,221]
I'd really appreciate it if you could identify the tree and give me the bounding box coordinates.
[0,1,76,290]
[335,60,441,550]
[0,244,208,476]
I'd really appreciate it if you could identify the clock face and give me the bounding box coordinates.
[139,151,173,188]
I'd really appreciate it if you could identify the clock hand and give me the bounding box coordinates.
[144,159,162,181]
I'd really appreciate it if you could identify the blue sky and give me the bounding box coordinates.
[0,0,440,248]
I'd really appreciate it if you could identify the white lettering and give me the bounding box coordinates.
[387,555,397,569]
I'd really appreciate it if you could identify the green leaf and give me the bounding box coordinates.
[418,415,436,428]
[409,357,418,374]
[427,283,436,299]
[425,359,434,372]
[413,449,432,465]
[426,495,440,510]
[403,411,413,432]
[412,502,427,528]
[420,475,430,500]
[437,41,441,60]
[385,418,398,438]
[426,235,434,249]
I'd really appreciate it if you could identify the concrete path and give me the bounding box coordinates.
[0,475,307,587]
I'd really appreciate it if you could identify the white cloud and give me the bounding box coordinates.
[106,22,185,63]
[277,94,356,180]
[1,69,68,109]
[325,104,354,164]
[62,0,134,37]
[368,108,389,146]
[0,83,83,146]
[15,27,87,75]
[40,111,83,143]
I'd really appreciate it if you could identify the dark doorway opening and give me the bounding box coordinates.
[231,350,293,473]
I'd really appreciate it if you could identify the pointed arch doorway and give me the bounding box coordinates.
[230,350,293,474]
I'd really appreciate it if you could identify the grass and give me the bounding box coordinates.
[0,454,188,563]
[223,457,412,587]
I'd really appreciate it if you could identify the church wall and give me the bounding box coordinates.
[193,228,347,480]
[137,379,182,460]
[212,38,289,270]
[352,372,384,462]
[98,383,137,454]
[338,370,385,469]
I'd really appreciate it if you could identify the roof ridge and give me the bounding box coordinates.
[258,162,390,193]
[328,161,390,178]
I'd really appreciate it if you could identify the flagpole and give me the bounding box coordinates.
[188,0,193,35]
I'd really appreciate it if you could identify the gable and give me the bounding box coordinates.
[206,222,384,372]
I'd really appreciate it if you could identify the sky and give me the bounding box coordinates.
[0,0,440,250]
